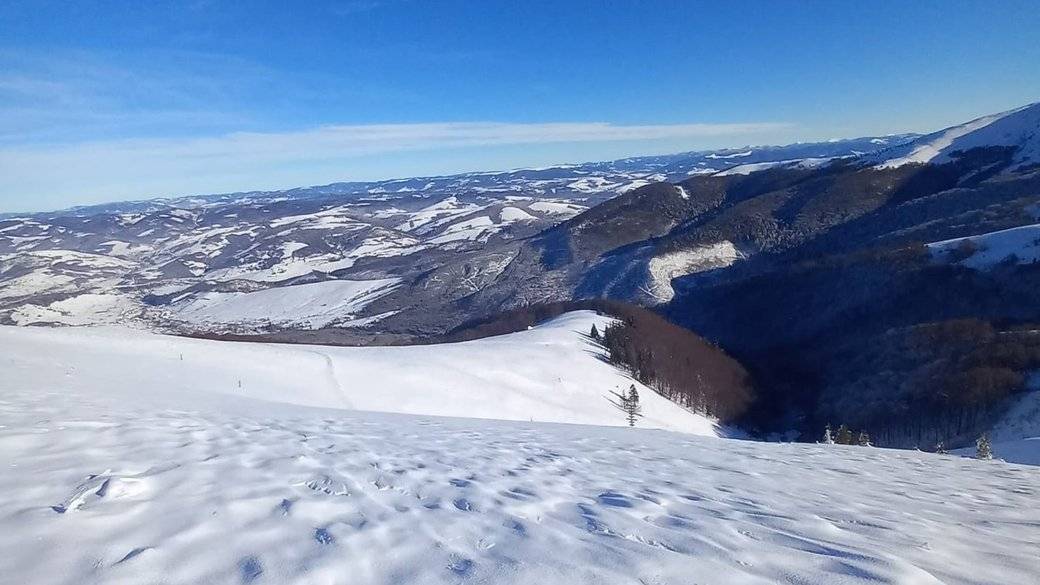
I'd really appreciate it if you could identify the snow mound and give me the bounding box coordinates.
[874,102,1040,169]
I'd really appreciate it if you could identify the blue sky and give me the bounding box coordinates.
[1,1,1038,212]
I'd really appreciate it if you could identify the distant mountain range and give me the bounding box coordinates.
[11,133,917,219]
[0,132,915,339]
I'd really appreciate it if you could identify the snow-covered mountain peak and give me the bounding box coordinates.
[873,101,1040,169]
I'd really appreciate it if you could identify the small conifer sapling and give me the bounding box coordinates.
[976,433,993,460]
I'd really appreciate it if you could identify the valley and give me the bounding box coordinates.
[4,103,1040,454]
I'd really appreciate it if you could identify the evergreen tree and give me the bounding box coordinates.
[975,433,993,460]
[836,424,853,445]
[822,423,834,444]
[590,324,600,340]
[625,385,642,427]
[857,431,872,447]
[609,384,643,427]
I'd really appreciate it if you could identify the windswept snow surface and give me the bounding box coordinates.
[2,318,1039,585]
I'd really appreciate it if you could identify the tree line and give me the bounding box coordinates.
[820,318,1040,449]
[594,305,754,421]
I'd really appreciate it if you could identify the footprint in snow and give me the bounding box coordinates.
[314,528,335,545]
[276,498,294,516]
[297,475,349,496]
[447,557,474,576]
[239,556,263,584]
[597,491,633,508]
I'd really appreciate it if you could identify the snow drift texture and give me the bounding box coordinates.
[2,312,1039,584]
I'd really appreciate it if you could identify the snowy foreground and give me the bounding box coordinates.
[2,317,1040,584]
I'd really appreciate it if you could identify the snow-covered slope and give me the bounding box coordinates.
[954,436,1040,466]
[713,156,833,176]
[646,242,746,302]
[170,278,402,329]
[2,332,1038,584]
[966,385,1040,465]
[873,101,1040,169]
[0,311,714,434]
[927,223,1040,269]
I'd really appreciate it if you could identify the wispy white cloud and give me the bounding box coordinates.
[0,120,794,211]
[78,120,792,159]
[0,49,270,143]
[0,50,795,210]
[0,47,428,144]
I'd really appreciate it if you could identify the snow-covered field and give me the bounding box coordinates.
[0,312,712,433]
[2,312,1039,585]
[170,278,403,330]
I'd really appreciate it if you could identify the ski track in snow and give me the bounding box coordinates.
[309,350,355,411]
[2,395,1039,585]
